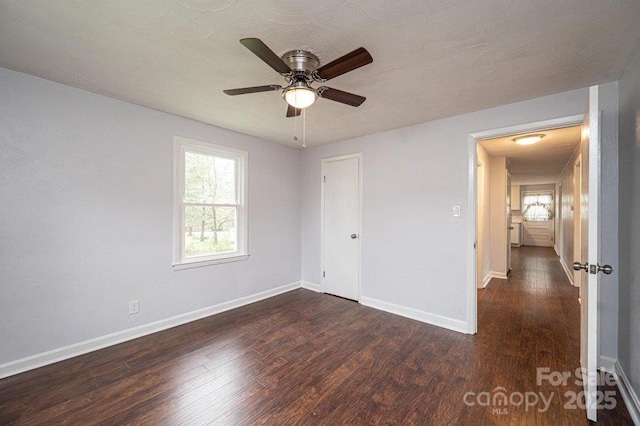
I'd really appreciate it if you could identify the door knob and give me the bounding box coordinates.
[573,262,588,271]
[351,234,357,239]
[598,264,613,275]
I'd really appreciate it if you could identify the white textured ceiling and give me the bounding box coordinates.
[479,125,581,182]
[1,1,639,148]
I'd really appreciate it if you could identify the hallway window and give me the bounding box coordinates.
[522,192,553,221]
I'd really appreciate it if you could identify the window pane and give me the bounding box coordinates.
[523,194,552,205]
[523,204,551,221]
[522,192,553,221]
[184,206,237,257]
[184,152,236,204]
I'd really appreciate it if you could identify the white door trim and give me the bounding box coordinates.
[476,160,485,289]
[320,153,363,300]
[467,114,584,334]
[573,157,582,289]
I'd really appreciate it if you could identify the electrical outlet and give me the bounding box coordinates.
[128,300,139,315]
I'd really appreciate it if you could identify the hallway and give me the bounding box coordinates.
[477,246,632,424]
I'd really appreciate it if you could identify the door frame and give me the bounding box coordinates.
[476,160,485,289]
[573,157,582,290]
[467,114,584,334]
[506,170,512,273]
[320,152,363,300]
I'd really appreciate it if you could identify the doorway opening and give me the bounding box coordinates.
[466,114,584,334]
[475,123,582,293]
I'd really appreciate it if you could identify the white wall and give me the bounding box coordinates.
[558,145,580,282]
[516,183,556,192]
[477,145,491,286]
[555,182,561,253]
[0,67,302,365]
[0,64,624,375]
[301,88,589,329]
[618,44,640,403]
[511,175,560,185]
[489,157,508,276]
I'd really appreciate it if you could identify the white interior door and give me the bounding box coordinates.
[522,190,555,247]
[578,85,603,422]
[322,154,361,301]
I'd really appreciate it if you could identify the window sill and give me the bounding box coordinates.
[173,254,250,271]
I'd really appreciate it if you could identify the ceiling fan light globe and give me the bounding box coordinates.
[284,87,316,109]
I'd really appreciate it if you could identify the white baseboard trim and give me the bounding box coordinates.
[488,271,508,280]
[359,296,469,334]
[0,281,301,380]
[558,256,574,286]
[480,273,493,289]
[301,281,322,293]
[615,360,640,426]
[554,245,560,256]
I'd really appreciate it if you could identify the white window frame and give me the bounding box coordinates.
[173,136,248,270]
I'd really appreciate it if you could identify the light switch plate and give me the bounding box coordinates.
[453,205,461,217]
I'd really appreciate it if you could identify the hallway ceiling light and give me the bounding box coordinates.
[513,134,545,145]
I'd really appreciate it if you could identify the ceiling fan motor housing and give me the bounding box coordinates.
[281,50,319,74]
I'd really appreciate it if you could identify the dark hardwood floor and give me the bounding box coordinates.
[0,246,633,424]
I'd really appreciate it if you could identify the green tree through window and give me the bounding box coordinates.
[174,137,247,266]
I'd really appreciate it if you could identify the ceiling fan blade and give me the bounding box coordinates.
[317,87,366,107]
[315,47,373,81]
[223,85,282,96]
[239,38,292,74]
[286,104,301,118]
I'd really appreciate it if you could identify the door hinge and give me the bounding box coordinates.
[323,176,326,183]
[323,271,326,278]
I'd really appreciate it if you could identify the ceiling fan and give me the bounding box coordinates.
[223,38,373,117]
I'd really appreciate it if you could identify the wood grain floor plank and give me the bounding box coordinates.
[0,247,634,424]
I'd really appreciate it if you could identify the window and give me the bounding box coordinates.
[173,136,248,269]
[522,191,553,222]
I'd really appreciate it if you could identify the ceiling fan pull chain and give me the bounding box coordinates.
[303,108,307,149]
[293,103,299,142]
